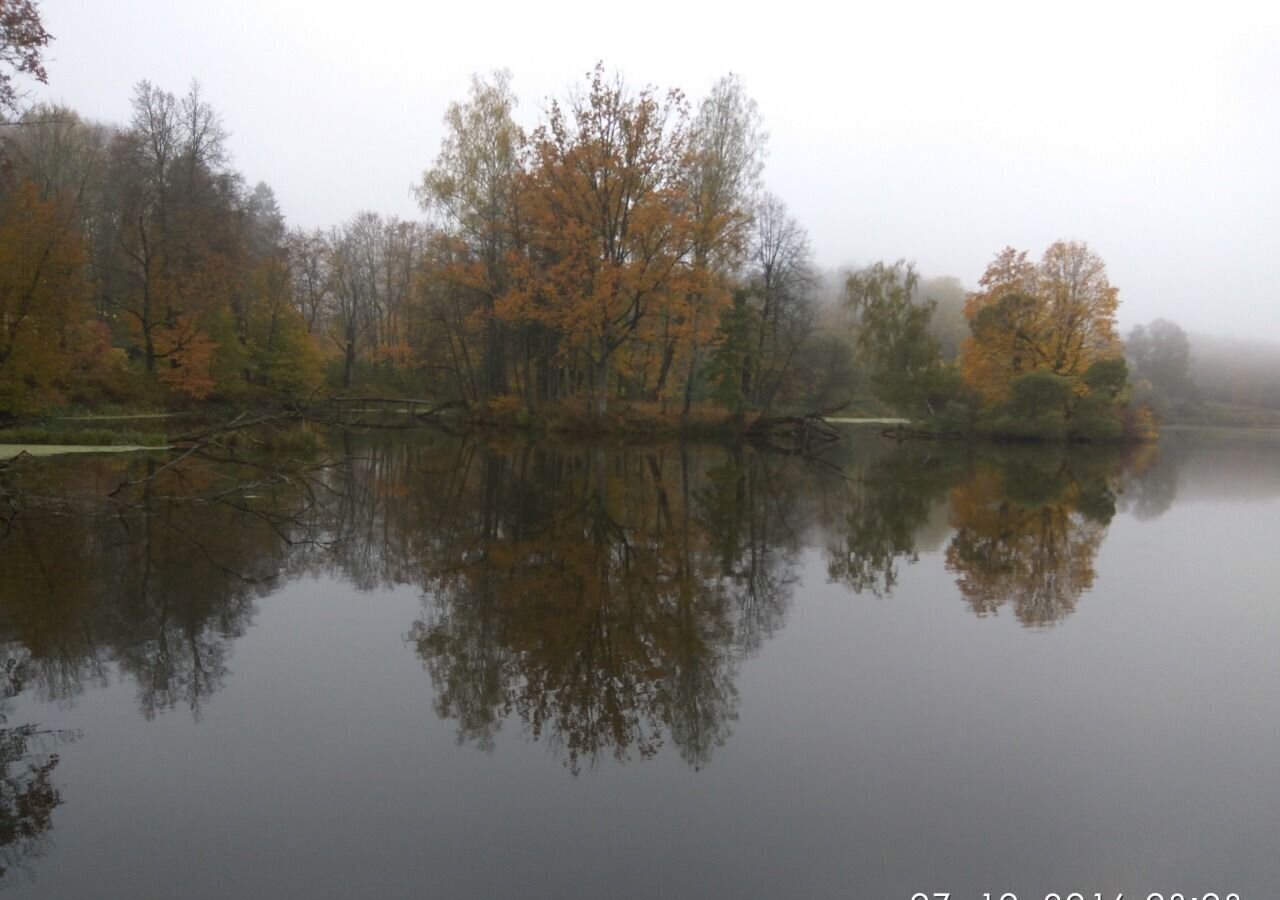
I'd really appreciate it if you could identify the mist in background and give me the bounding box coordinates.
[32,0,1280,339]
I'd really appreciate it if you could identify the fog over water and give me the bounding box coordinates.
[32,1,1280,339]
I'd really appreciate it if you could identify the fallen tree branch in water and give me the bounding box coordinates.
[744,411,843,454]
[312,396,466,430]
[166,408,306,445]
[107,442,205,497]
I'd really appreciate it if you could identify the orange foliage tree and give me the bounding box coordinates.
[501,65,697,415]
[960,241,1122,405]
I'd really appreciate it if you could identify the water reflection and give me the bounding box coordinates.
[944,449,1124,625]
[2,432,1278,896]
[0,456,314,717]
[381,438,1154,763]
[402,443,802,771]
[823,447,965,596]
[0,434,1158,773]
[0,649,73,881]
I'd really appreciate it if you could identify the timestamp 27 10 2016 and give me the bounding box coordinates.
[911,893,1241,900]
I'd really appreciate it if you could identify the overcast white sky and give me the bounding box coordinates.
[33,0,1280,339]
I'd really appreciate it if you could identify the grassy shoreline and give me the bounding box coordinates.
[0,444,169,460]
[8,396,1280,452]
[0,426,169,447]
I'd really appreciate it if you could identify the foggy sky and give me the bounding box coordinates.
[33,0,1280,339]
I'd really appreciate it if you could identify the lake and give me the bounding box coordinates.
[0,429,1276,898]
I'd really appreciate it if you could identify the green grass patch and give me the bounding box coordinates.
[0,426,168,447]
[0,444,166,460]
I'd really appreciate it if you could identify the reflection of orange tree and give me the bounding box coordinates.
[407,442,800,772]
[945,458,1117,626]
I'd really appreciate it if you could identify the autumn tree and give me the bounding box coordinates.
[1,108,124,348]
[503,65,695,415]
[321,211,424,388]
[0,104,118,412]
[103,80,236,397]
[406,67,807,418]
[0,181,91,413]
[0,66,850,417]
[960,241,1122,405]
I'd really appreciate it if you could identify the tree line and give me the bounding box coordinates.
[0,54,1155,439]
[0,69,832,419]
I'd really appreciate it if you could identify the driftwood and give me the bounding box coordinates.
[881,425,958,441]
[168,409,305,445]
[744,412,842,454]
[316,396,465,429]
[165,397,467,445]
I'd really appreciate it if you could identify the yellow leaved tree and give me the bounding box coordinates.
[960,240,1122,405]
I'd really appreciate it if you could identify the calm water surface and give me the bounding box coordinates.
[0,430,1277,898]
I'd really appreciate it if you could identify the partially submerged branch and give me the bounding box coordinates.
[744,410,842,454]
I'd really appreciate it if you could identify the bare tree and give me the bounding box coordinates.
[743,193,816,410]
[328,215,377,388]
[286,227,331,334]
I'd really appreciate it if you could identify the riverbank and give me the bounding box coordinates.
[13,394,1280,454]
[0,426,168,448]
[0,443,168,460]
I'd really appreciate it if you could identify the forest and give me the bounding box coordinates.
[0,1,1259,443]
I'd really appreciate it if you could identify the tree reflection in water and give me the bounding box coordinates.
[0,648,75,883]
[0,454,313,719]
[0,434,1151,781]
[396,442,804,772]
[823,446,967,597]
[945,448,1131,626]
